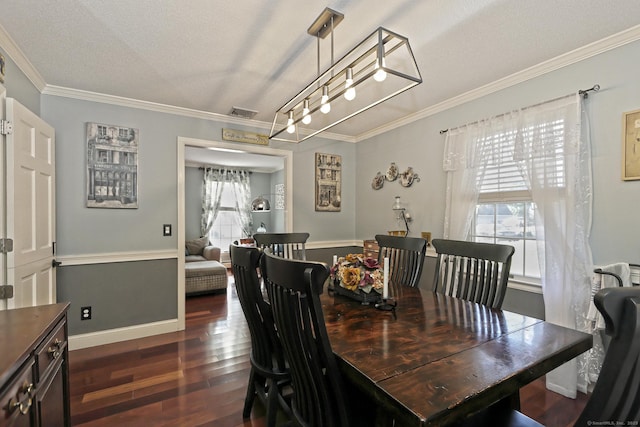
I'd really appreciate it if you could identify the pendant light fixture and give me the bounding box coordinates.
[269,7,422,143]
[251,195,271,212]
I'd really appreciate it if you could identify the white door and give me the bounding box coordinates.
[1,92,56,310]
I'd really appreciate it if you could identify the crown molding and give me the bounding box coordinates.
[355,24,640,142]
[42,84,355,143]
[0,23,46,91]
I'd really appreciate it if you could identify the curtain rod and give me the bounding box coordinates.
[198,166,252,174]
[439,84,600,134]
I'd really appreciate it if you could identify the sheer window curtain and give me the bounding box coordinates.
[229,170,253,237]
[201,168,253,238]
[442,115,518,239]
[515,95,594,397]
[443,94,594,398]
[201,168,225,237]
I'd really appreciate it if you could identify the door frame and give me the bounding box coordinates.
[176,136,293,329]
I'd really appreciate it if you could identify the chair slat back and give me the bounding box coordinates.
[231,244,292,425]
[230,244,285,374]
[577,287,640,425]
[254,232,310,260]
[260,249,348,427]
[375,234,427,287]
[432,239,514,309]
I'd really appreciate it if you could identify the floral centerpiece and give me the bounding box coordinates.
[330,253,384,303]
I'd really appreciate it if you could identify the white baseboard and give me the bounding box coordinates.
[68,319,181,350]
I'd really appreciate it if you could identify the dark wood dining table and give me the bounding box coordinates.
[321,283,593,426]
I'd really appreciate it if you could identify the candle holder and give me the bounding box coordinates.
[375,297,397,313]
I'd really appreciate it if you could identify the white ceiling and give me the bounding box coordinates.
[1,1,639,147]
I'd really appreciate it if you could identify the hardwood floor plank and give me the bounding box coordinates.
[69,279,589,426]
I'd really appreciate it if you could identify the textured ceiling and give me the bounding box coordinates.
[1,0,639,142]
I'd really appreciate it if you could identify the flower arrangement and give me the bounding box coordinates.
[330,253,384,295]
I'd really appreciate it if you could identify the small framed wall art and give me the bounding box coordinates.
[315,152,341,212]
[622,108,640,181]
[86,122,139,208]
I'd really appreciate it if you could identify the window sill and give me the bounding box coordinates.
[507,278,542,295]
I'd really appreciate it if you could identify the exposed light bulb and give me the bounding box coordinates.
[320,85,331,114]
[301,98,312,124]
[374,57,387,82]
[344,68,356,101]
[286,111,295,134]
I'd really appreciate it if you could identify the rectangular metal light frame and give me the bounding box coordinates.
[269,27,422,143]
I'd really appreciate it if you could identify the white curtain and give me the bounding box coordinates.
[442,114,518,239]
[443,94,594,398]
[201,168,253,238]
[514,94,594,397]
[201,168,225,237]
[229,170,253,237]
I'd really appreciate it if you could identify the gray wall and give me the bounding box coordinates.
[355,39,640,319]
[0,47,41,115]
[37,93,355,335]
[57,259,177,334]
[356,39,640,264]
[184,167,203,240]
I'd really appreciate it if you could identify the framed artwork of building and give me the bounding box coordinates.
[86,122,139,208]
[315,152,341,212]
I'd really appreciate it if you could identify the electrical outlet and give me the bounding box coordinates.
[81,306,92,320]
[163,224,172,236]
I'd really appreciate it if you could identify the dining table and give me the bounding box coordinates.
[321,283,593,426]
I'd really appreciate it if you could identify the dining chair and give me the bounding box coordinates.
[260,249,372,427]
[253,232,310,260]
[375,234,427,287]
[431,239,515,309]
[593,262,640,287]
[230,244,290,426]
[458,286,640,427]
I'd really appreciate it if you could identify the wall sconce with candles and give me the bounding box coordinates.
[392,196,411,235]
[269,7,422,143]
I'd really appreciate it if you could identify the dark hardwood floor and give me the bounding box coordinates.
[69,276,589,426]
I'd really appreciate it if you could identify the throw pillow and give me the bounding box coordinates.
[185,236,209,256]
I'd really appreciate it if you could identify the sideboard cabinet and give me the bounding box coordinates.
[0,303,70,427]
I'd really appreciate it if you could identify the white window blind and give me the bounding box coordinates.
[477,119,566,196]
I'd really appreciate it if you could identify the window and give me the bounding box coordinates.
[466,121,567,282]
[207,182,243,254]
[472,201,540,280]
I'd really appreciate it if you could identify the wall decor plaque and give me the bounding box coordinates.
[222,128,269,145]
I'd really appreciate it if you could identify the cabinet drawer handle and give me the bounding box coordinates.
[48,338,62,359]
[7,381,34,415]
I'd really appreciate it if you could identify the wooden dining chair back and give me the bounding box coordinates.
[432,239,515,309]
[375,234,427,287]
[260,249,350,427]
[254,232,310,260]
[230,244,290,426]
